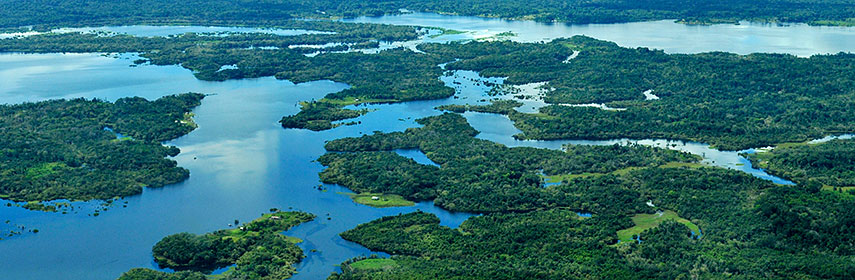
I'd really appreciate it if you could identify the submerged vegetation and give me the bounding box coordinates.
[0,93,204,203]
[120,211,315,280]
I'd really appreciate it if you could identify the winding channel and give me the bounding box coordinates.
[1,12,855,279]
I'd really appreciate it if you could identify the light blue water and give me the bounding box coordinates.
[0,25,332,39]
[393,149,441,167]
[0,53,475,279]
[345,12,855,57]
[3,12,855,279]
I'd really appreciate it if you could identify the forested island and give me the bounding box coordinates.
[0,93,203,205]
[321,113,698,212]
[119,211,315,280]
[2,0,855,28]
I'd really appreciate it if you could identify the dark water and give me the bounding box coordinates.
[2,14,855,279]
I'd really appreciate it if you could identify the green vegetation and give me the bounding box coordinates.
[321,113,698,212]
[131,211,314,280]
[430,29,467,38]
[2,0,855,28]
[3,3,855,278]
[616,210,700,242]
[20,202,57,212]
[746,139,855,187]
[280,102,367,131]
[435,100,523,114]
[345,193,415,208]
[0,93,203,203]
[348,258,399,270]
[0,27,454,131]
[543,162,703,183]
[812,18,855,27]
[422,36,855,150]
[332,165,855,279]
[118,268,206,280]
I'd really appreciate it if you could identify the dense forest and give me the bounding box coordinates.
[421,36,855,150]
[330,165,855,279]
[435,100,523,115]
[280,101,367,131]
[118,268,205,280]
[1,0,854,28]
[12,31,854,147]
[321,113,698,212]
[0,26,454,131]
[0,93,203,203]
[747,139,855,187]
[120,211,315,280]
[3,3,855,279]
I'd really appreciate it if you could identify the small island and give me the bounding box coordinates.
[0,93,204,208]
[119,211,315,280]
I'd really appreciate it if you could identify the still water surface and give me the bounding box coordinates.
[2,12,855,279]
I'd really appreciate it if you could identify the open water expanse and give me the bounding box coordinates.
[1,12,854,279]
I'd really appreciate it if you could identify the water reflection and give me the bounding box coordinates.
[346,12,855,57]
[3,12,855,279]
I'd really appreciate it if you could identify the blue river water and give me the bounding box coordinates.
[2,12,855,279]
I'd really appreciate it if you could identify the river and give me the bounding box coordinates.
[2,12,855,279]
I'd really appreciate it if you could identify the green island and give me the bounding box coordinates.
[616,210,700,242]
[2,0,855,27]
[435,99,523,115]
[321,113,698,212]
[430,28,468,38]
[0,93,203,204]
[118,211,315,280]
[280,102,368,131]
[746,138,855,188]
[344,193,415,208]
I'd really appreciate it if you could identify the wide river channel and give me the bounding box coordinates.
[1,12,855,279]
